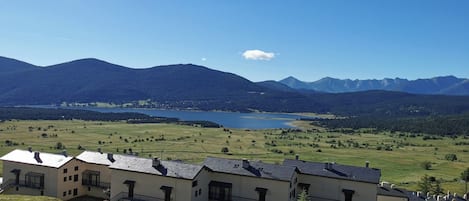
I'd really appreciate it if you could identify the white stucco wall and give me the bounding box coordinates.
[209,172,294,201]
[110,168,193,201]
[377,195,408,201]
[298,174,378,201]
[2,161,59,197]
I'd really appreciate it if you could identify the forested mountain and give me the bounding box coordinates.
[279,76,469,95]
[2,56,469,116]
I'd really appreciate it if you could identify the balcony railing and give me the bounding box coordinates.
[82,179,110,189]
[209,196,258,201]
[0,179,15,192]
[15,180,44,189]
[112,192,167,201]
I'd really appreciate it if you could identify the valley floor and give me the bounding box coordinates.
[0,120,467,194]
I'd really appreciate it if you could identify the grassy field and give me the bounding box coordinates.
[0,120,467,194]
[0,195,61,201]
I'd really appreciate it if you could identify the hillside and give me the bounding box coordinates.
[279,76,469,95]
[2,56,469,116]
[0,57,319,112]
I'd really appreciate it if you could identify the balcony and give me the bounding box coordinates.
[112,192,167,201]
[82,179,110,189]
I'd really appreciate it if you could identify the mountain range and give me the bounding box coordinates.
[279,76,469,95]
[2,56,469,115]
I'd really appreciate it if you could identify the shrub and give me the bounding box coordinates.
[421,161,432,170]
[445,153,457,161]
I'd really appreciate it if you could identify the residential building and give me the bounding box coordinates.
[0,149,82,200]
[108,155,207,201]
[203,157,298,201]
[283,158,381,201]
[0,149,390,201]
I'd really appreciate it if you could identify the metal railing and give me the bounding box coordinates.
[208,195,258,201]
[112,192,167,201]
[0,179,15,193]
[16,180,44,189]
[82,179,111,189]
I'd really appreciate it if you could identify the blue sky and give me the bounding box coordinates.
[1,0,468,82]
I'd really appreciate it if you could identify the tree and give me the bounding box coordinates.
[418,175,444,195]
[445,153,458,161]
[421,161,432,170]
[297,189,308,201]
[417,174,432,194]
[221,147,229,154]
[431,179,444,195]
[461,168,469,194]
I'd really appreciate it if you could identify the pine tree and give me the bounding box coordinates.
[461,168,469,194]
[417,174,432,194]
[297,189,308,201]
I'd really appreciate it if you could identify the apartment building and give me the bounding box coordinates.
[203,157,298,201]
[283,159,381,201]
[1,149,384,201]
[0,149,82,200]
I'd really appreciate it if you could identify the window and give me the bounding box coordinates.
[63,168,68,174]
[68,175,72,180]
[192,180,198,187]
[25,172,44,189]
[342,189,355,201]
[199,189,201,195]
[255,188,267,201]
[41,190,44,196]
[74,174,78,182]
[63,191,66,197]
[195,190,198,197]
[64,177,67,182]
[74,166,79,171]
[82,171,100,186]
[68,190,71,195]
[73,188,78,196]
[209,181,232,201]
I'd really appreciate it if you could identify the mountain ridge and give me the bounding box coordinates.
[279,75,469,95]
[2,56,469,115]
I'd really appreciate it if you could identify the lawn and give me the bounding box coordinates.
[0,195,61,201]
[0,120,467,194]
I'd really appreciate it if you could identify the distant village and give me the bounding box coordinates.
[0,149,467,201]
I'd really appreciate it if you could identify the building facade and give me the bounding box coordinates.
[1,149,384,201]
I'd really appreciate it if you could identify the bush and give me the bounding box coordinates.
[421,161,432,170]
[221,147,229,153]
[445,153,457,161]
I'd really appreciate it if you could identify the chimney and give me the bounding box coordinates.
[242,158,250,169]
[34,151,42,163]
[107,153,114,162]
[417,191,421,197]
[325,162,333,170]
[365,161,370,168]
[62,150,67,157]
[390,184,395,189]
[152,158,161,168]
[295,154,299,160]
[97,147,102,153]
[28,147,32,152]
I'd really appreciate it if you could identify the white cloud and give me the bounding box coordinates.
[201,58,207,61]
[242,49,275,61]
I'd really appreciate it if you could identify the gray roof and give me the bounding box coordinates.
[0,149,73,168]
[203,157,296,182]
[76,151,127,166]
[283,159,381,184]
[377,186,408,198]
[109,155,203,180]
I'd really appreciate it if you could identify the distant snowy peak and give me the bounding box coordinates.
[279,76,469,95]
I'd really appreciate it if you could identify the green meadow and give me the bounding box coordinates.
[0,120,467,194]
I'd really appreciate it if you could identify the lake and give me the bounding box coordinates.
[51,107,310,129]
